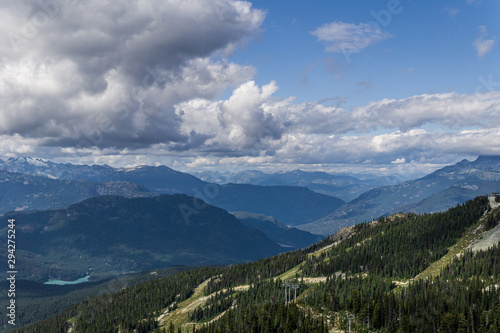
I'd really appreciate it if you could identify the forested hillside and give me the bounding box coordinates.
[10,196,500,333]
[0,194,282,282]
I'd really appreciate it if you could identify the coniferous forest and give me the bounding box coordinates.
[11,196,500,332]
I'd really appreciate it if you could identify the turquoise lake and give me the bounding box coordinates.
[44,276,90,285]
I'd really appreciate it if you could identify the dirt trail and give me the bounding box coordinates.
[157,278,250,331]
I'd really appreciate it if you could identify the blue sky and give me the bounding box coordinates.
[234,0,500,108]
[0,0,498,176]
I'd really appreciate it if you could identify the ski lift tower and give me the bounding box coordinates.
[346,314,355,333]
[283,282,293,304]
[291,284,299,302]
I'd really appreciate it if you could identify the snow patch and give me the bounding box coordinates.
[119,165,148,172]
[26,157,49,167]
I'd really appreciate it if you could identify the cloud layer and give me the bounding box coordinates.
[0,1,499,173]
[175,85,500,166]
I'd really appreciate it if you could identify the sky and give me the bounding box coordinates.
[0,0,499,177]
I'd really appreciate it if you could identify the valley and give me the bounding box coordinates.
[7,195,500,332]
[1,156,500,332]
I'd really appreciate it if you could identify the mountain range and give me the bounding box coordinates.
[192,169,404,202]
[2,155,500,331]
[231,211,323,249]
[0,157,207,195]
[299,155,500,235]
[2,155,500,236]
[209,183,343,226]
[0,158,343,226]
[0,169,153,214]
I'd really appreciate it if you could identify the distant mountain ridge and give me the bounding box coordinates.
[0,169,153,214]
[232,211,323,249]
[0,157,206,195]
[0,157,344,225]
[299,155,500,235]
[193,168,404,201]
[210,184,344,225]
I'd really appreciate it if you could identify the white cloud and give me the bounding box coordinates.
[391,158,406,164]
[175,80,352,155]
[473,25,496,58]
[176,80,282,153]
[349,91,500,132]
[173,77,500,166]
[311,21,391,54]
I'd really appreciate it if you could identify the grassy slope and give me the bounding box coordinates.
[153,235,355,332]
[157,278,211,331]
[416,197,499,280]
[156,279,251,332]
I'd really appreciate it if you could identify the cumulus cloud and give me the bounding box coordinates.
[175,80,282,154]
[473,26,496,58]
[175,80,352,155]
[0,0,263,149]
[173,78,500,165]
[3,0,263,84]
[257,127,500,167]
[391,158,406,164]
[0,135,39,157]
[349,91,500,132]
[311,21,391,54]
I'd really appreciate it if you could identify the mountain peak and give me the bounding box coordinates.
[6,156,48,165]
[474,155,500,163]
[472,155,500,171]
